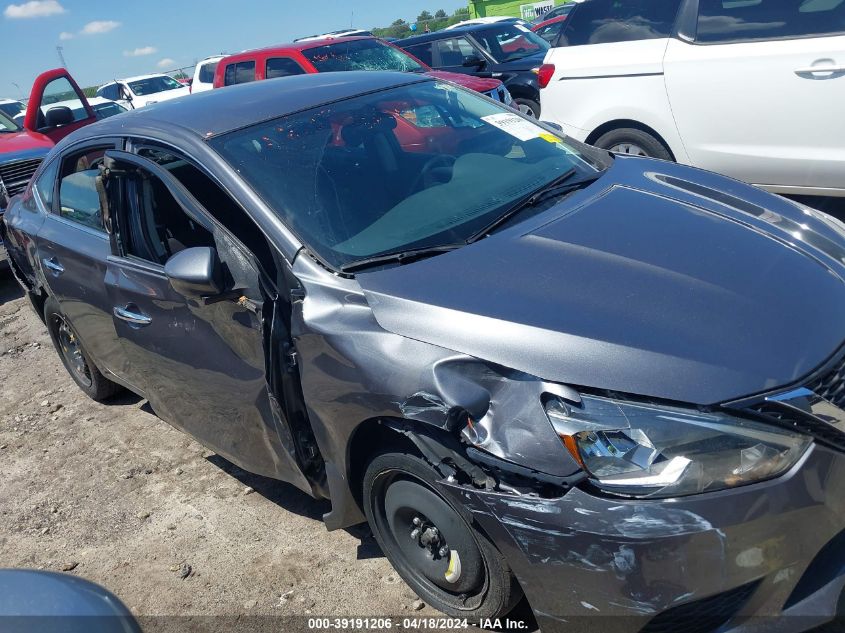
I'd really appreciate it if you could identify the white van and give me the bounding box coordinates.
[540,0,845,197]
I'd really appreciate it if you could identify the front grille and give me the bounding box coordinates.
[0,158,42,201]
[747,353,845,452]
[640,581,760,633]
[808,355,845,410]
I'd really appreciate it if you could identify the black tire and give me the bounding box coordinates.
[593,126,673,160]
[363,451,522,621]
[513,98,540,119]
[44,296,122,401]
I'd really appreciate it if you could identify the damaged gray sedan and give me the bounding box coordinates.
[3,71,845,632]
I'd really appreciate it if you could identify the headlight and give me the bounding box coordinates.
[545,395,811,498]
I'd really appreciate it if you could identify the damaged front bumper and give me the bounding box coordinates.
[439,443,845,633]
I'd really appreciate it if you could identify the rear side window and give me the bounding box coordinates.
[560,0,683,46]
[265,57,306,79]
[696,0,845,43]
[224,61,256,86]
[57,149,107,231]
[403,42,434,66]
[198,61,219,83]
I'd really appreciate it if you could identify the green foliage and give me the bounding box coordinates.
[373,6,473,39]
[82,86,98,98]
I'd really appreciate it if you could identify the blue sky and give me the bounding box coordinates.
[0,0,467,97]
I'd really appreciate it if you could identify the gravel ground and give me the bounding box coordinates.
[0,272,494,631]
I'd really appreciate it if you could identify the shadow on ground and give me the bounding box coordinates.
[0,271,24,305]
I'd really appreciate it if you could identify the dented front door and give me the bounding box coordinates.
[100,151,312,489]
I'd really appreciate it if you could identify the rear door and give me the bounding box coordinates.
[100,148,314,490]
[23,69,95,144]
[35,139,125,379]
[664,0,845,193]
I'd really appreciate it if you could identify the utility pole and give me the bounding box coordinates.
[56,45,67,69]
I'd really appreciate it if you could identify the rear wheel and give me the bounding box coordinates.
[593,127,673,160]
[44,296,122,401]
[363,451,522,621]
[513,98,540,119]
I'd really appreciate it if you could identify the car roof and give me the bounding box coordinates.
[83,71,431,139]
[220,36,379,63]
[401,22,519,45]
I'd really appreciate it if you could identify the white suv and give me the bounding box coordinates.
[540,0,845,197]
[191,56,224,93]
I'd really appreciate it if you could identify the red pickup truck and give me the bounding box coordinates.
[213,37,513,106]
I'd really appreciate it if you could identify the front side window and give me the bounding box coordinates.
[57,149,107,231]
[302,39,426,73]
[210,81,608,270]
[560,0,683,46]
[472,25,550,62]
[127,75,183,95]
[224,61,256,86]
[696,0,845,43]
[432,37,479,66]
[265,57,307,79]
[403,42,434,66]
[119,166,215,265]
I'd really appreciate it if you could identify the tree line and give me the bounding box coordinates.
[372,7,471,40]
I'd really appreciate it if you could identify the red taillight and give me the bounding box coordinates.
[538,63,555,89]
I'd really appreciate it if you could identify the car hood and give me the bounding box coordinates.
[136,87,191,107]
[357,157,845,405]
[425,70,502,93]
[0,129,53,154]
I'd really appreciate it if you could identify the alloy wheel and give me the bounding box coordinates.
[608,142,650,157]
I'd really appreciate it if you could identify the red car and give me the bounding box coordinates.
[213,37,511,103]
[1,69,99,267]
[531,15,568,44]
[213,38,513,154]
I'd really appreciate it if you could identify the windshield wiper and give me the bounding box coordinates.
[467,168,603,243]
[340,243,464,273]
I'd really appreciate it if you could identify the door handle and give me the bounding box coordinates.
[42,257,64,276]
[795,65,845,76]
[113,305,152,327]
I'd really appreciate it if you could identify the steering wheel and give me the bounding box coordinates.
[409,155,456,193]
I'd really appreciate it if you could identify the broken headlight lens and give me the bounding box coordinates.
[545,395,811,498]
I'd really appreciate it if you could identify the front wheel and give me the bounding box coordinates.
[363,451,522,621]
[593,127,673,160]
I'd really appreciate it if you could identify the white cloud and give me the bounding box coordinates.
[58,30,73,40]
[156,58,176,69]
[4,0,65,18]
[123,46,156,57]
[80,19,119,34]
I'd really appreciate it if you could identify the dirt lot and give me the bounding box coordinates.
[0,272,476,631]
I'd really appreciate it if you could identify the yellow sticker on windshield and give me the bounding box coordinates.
[539,133,559,143]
